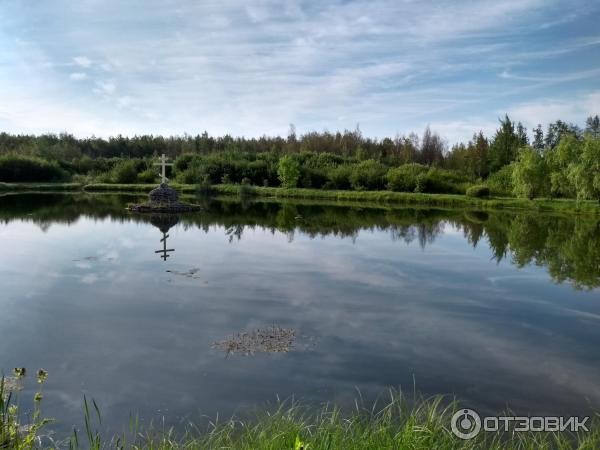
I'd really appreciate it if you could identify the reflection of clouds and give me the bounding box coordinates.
[119,237,137,249]
[3,214,600,436]
[81,274,98,284]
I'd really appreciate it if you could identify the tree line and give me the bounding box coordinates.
[0,115,598,201]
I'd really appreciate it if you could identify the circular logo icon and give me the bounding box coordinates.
[451,408,481,440]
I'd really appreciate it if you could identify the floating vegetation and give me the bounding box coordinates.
[166,267,201,279]
[212,325,296,356]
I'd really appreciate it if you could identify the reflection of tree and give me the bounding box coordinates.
[3,192,600,289]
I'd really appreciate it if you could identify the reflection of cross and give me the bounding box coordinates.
[155,232,175,261]
[154,153,173,184]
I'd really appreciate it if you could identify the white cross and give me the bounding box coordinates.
[154,153,173,184]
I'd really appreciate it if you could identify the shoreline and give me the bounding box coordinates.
[1,182,599,215]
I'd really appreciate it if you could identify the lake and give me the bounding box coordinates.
[1,192,599,436]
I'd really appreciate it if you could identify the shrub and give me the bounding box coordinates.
[110,160,139,184]
[386,164,428,192]
[422,167,468,194]
[299,167,328,188]
[0,154,68,182]
[278,155,301,188]
[466,185,490,197]
[349,159,387,190]
[327,165,353,190]
[486,164,514,196]
[512,147,548,199]
[137,167,157,183]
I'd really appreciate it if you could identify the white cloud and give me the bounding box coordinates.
[0,0,597,139]
[69,72,87,81]
[508,91,600,128]
[73,56,92,68]
[117,96,132,108]
[94,81,116,95]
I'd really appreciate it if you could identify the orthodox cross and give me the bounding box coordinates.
[154,153,173,184]
[155,231,175,261]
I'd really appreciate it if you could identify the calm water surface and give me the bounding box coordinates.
[1,192,599,435]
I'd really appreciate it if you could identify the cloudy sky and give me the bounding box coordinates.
[1,0,599,143]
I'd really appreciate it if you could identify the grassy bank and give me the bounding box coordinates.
[3,379,599,450]
[83,183,600,215]
[1,182,598,215]
[0,182,82,192]
[91,398,600,450]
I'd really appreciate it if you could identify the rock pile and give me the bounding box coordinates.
[128,183,201,212]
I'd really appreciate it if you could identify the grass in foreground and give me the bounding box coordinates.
[3,373,600,449]
[114,395,600,450]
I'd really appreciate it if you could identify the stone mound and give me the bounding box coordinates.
[128,183,201,213]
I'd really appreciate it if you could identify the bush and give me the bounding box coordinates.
[422,167,468,194]
[0,154,68,182]
[466,185,490,197]
[110,160,139,184]
[386,164,429,192]
[327,165,353,190]
[349,159,387,190]
[137,167,157,183]
[487,164,514,196]
[278,155,301,188]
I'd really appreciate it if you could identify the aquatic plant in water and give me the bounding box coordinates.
[212,325,296,355]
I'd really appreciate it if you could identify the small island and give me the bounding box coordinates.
[128,154,201,213]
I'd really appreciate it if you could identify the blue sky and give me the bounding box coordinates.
[0,0,599,144]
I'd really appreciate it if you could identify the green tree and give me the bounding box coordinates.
[277,155,301,188]
[532,124,544,151]
[568,136,600,202]
[488,115,521,172]
[512,146,548,199]
[585,115,600,138]
[546,134,582,198]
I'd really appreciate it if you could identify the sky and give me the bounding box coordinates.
[0,0,599,144]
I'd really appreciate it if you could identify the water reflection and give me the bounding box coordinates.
[1,192,598,289]
[148,214,179,261]
[1,192,600,436]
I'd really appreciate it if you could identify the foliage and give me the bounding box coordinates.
[0,155,67,182]
[45,391,600,449]
[349,159,387,190]
[466,185,490,198]
[568,136,600,202]
[386,164,429,192]
[486,164,514,196]
[488,115,527,172]
[512,146,548,199]
[546,134,582,198]
[0,119,598,202]
[1,369,51,449]
[108,160,139,184]
[278,155,301,188]
[327,165,353,190]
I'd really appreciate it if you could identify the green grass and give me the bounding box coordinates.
[69,394,600,450]
[112,397,598,450]
[213,184,600,215]
[3,376,600,450]
[2,182,599,215]
[0,182,82,191]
